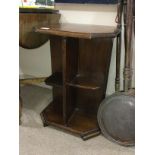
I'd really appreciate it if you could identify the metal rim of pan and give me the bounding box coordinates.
[97,92,135,146]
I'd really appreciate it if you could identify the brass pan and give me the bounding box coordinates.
[97,90,135,146]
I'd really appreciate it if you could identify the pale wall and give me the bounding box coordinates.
[19,4,132,95]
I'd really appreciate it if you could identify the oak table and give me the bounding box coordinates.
[19,8,60,49]
[36,23,120,140]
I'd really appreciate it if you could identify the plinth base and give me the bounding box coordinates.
[41,101,100,140]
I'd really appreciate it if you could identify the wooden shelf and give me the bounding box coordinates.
[68,109,99,131]
[45,72,63,87]
[41,97,64,126]
[41,105,100,140]
[35,23,120,39]
[67,74,104,90]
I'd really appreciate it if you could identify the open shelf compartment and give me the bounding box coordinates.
[45,72,63,87]
[41,97,64,126]
[65,86,103,139]
[67,109,100,140]
[41,86,102,140]
[67,73,104,90]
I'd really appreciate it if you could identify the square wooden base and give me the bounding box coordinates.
[41,100,100,140]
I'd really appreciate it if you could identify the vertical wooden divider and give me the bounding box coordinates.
[62,37,67,125]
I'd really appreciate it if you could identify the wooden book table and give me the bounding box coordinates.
[36,23,120,140]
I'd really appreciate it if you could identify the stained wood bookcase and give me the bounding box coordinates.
[36,23,120,140]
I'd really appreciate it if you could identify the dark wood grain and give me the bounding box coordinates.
[62,38,68,124]
[49,36,63,73]
[39,23,114,139]
[65,38,79,122]
[19,8,58,13]
[41,97,64,126]
[36,23,120,39]
[19,12,60,49]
